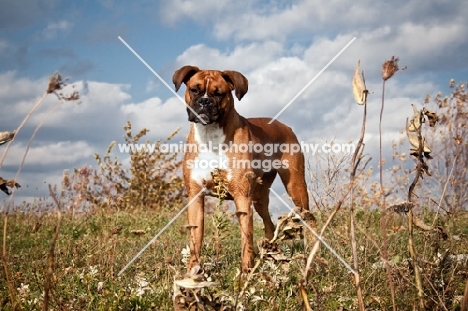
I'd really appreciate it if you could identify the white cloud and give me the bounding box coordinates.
[4,141,94,167]
[121,97,189,141]
[175,41,284,73]
[36,20,72,40]
[0,71,47,104]
[162,0,468,75]
[159,0,234,26]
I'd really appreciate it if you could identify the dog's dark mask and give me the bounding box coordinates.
[186,82,224,124]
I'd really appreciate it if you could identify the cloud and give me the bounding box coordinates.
[159,0,234,26]
[3,141,94,168]
[160,0,468,76]
[161,0,468,44]
[175,41,284,73]
[121,97,189,142]
[35,20,72,40]
[0,71,47,108]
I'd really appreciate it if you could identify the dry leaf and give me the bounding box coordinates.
[0,177,21,195]
[130,229,146,235]
[408,105,421,132]
[0,131,15,146]
[352,60,367,105]
[423,108,439,127]
[406,119,431,153]
[174,265,217,289]
[389,202,415,213]
[174,278,217,289]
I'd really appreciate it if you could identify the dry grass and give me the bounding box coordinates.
[1,203,467,310]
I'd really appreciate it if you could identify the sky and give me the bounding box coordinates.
[1,0,467,209]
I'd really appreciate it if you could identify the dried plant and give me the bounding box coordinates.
[0,132,14,146]
[382,56,400,81]
[379,56,404,310]
[1,71,79,309]
[0,177,20,195]
[352,60,367,105]
[90,121,184,211]
[348,60,368,311]
[428,81,468,213]
[405,104,437,309]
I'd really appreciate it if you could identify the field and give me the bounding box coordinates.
[2,204,468,310]
[1,66,468,310]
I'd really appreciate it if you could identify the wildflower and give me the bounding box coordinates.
[97,281,104,294]
[17,283,30,302]
[134,273,153,297]
[181,245,190,266]
[89,265,98,277]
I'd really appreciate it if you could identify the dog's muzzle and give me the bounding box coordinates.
[187,96,221,124]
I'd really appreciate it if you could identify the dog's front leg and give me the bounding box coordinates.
[234,195,254,272]
[187,189,205,270]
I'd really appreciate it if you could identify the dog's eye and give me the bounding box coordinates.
[213,90,224,97]
[190,88,199,95]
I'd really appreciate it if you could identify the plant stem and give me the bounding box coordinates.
[1,91,49,310]
[349,87,368,311]
[380,79,397,310]
[44,185,63,311]
[407,111,426,310]
[1,215,17,309]
[0,92,48,169]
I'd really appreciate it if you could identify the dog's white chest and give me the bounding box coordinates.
[190,123,231,186]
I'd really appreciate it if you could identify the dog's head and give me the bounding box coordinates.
[173,66,248,125]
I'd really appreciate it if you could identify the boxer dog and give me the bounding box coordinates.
[173,65,316,272]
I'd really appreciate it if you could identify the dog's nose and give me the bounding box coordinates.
[197,97,211,107]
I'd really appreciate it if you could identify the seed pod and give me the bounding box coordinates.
[352,60,367,105]
[382,56,399,81]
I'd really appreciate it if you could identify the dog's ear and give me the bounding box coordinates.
[222,70,248,101]
[173,66,200,92]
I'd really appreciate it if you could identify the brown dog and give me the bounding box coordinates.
[173,65,316,272]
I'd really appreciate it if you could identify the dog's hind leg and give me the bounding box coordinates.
[278,162,318,247]
[252,170,277,240]
[277,168,310,211]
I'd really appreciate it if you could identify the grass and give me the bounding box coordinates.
[1,204,467,310]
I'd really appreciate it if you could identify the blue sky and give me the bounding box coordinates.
[1,0,467,206]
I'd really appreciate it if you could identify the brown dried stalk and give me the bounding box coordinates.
[407,109,426,310]
[462,278,468,311]
[0,72,76,310]
[348,65,368,311]
[1,215,17,308]
[379,56,399,310]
